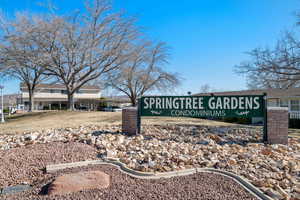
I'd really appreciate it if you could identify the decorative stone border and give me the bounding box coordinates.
[0,184,32,196]
[46,159,272,200]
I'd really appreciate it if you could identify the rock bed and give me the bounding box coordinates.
[1,159,258,200]
[0,124,299,199]
[0,142,99,188]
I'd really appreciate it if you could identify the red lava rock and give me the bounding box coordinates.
[47,171,110,195]
[260,148,273,156]
[0,142,99,188]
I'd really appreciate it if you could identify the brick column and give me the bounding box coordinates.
[267,107,288,145]
[122,107,140,136]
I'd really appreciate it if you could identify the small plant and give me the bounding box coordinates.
[99,97,108,108]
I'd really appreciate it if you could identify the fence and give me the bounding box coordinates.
[289,112,300,129]
[289,112,300,119]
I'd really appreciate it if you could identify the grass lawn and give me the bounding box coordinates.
[289,128,300,139]
[0,111,299,138]
[0,111,234,135]
[0,111,121,135]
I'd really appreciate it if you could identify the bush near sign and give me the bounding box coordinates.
[140,95,264,118]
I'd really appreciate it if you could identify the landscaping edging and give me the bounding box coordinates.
[0,184,32,196]
[46,159,272,200]
[3,124,299,199]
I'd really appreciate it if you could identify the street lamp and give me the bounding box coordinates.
[0,85,4,123]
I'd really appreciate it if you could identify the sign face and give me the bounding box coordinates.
[140,95,264,118]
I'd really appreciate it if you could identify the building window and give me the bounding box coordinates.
[290,100,300,111]
[61,90,68,94]
[50,89,60,93]
[267,99,279,107]
[280,99,289,107]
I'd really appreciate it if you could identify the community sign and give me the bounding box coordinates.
[140,95,265,118]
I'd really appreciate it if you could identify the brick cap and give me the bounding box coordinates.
[267,107,288,111]
[122,107,138,111]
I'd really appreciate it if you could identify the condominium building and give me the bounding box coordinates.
[19,83,101,110]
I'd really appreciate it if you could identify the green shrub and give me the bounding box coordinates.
[99,97,108,108]
[223,117,238,123]
[289,119,300,129]
[236,117,251,124]
[221,117,251,124]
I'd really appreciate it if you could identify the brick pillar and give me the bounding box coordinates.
[267,107,288,145]
[122,107,140,136]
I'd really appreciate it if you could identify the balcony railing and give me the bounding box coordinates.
[22,92,101,99]
[289,112,300,119]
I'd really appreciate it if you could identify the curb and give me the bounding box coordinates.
[47,159,272,200]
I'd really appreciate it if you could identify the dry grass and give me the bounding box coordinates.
[0,111,299,139]
[0,111,121,135]
[0,111,233,135]
[289,129,300,139]
[141,116,235,127]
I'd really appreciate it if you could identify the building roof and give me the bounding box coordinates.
[101,95,131,103]
[20,83,100,90]
[194,88,300,98]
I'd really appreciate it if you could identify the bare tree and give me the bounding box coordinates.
[105,41,180,106]
[235,32,300,89]
[243,69,295,89]
[0,14,50,112]
[23,0,138,110]
[199,84,212,93]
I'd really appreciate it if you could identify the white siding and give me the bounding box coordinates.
[22,91,101,100]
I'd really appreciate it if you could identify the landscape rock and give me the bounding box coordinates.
[47,171,110,195]
[24,133,39,141]
[0,124,299,199]
[260,148,273,156]
[265,188,285,200]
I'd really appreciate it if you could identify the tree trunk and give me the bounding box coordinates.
[28,90,34,112]
[130,96,137,107]
[67,93,75,111]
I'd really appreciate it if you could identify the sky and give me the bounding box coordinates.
[0,0,299,95]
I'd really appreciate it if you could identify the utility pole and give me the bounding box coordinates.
[0,85,4,123]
